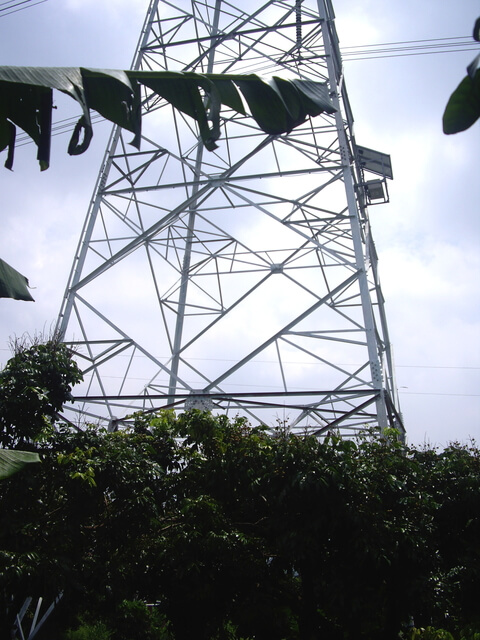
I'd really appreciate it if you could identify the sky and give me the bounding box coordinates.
[0,0,479,448]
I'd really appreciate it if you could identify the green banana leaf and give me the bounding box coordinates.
[474,17,480,43]
[0,66,336,170]
[443,68,480,134]
[443,16,480,135]
[0,258,34,301]
[0,449,40,479]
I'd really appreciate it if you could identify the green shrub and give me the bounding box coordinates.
[113,599,172,640]
[406,628,454,640]
[460,629,480,640]
[63,620,112,640]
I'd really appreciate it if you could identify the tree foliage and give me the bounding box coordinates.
[0,343,479,639]
[0,335,83,448]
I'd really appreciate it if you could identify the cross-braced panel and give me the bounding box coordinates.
[57,0,404,437]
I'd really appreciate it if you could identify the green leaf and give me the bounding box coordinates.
[0,66,336,168]
[291,78,336,117]
[0,66,91,169]
[467,53,480,80]
[0,81,53,169]
[232,75,290,134]
[209,77,245,114]
[443,69,480,134]
[473,17,480,43]
[273,77,335,129]
[0,449,40,479]
[0,258,34,301]
[231,75,335,134]
[82,68,141,149]
[134,70,219,151]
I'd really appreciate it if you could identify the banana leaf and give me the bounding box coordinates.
[443,17,480,134]
[0,258,34,301]
[0,66,336,170]
[0,449,40,479]
[134,70,222,151]
[474,17,480,43]
[443,68,480,134]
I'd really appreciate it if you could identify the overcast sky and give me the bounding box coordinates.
[1,0,479,447]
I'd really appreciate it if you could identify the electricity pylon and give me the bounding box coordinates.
[57,0,404,438]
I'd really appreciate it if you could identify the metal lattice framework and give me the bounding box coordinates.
[56,0,404,437]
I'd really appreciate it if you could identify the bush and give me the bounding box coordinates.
[112,599,172,640]
[63,620,112,640]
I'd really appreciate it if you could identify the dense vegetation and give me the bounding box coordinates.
[0,340,479,639]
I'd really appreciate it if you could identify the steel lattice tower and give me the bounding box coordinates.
[56,0,404,438]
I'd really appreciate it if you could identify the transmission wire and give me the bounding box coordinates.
[0,0,49,18]
[6,34,478,147]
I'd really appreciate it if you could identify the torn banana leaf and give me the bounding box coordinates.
[443,69,480,134]
[0,449,40,479]
[0,66,336,170]
[0,258,34,301]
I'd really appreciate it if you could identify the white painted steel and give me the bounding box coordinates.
[57,0,404,438]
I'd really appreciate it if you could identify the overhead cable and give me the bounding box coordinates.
[342,35,475,61]
[0,0,48,18]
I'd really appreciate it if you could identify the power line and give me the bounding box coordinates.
[344,47,477,62]
[7,33,476,147]
[341,35,477,61]
[343,35,470,48]
[2,348,478,371]
[397,365,480,371]
[400,391,480,397]
[0,0,49,18]
[15,113,106,147]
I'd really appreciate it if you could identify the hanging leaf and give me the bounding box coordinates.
[443,69,480,134]
[0,258,34,301]
[273,77,335,129]
[231,75,292,134]
[134,70,221,151]
[473,17,480,43]
[83,68,141,149]
[0,449,40,479]
[0,66,90,169]
[0,66,336,169]
[0,67,141,168]
[209,77,245,114]
[290,78,335,117]
[467,53,480,80]
[443,17,480,134]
